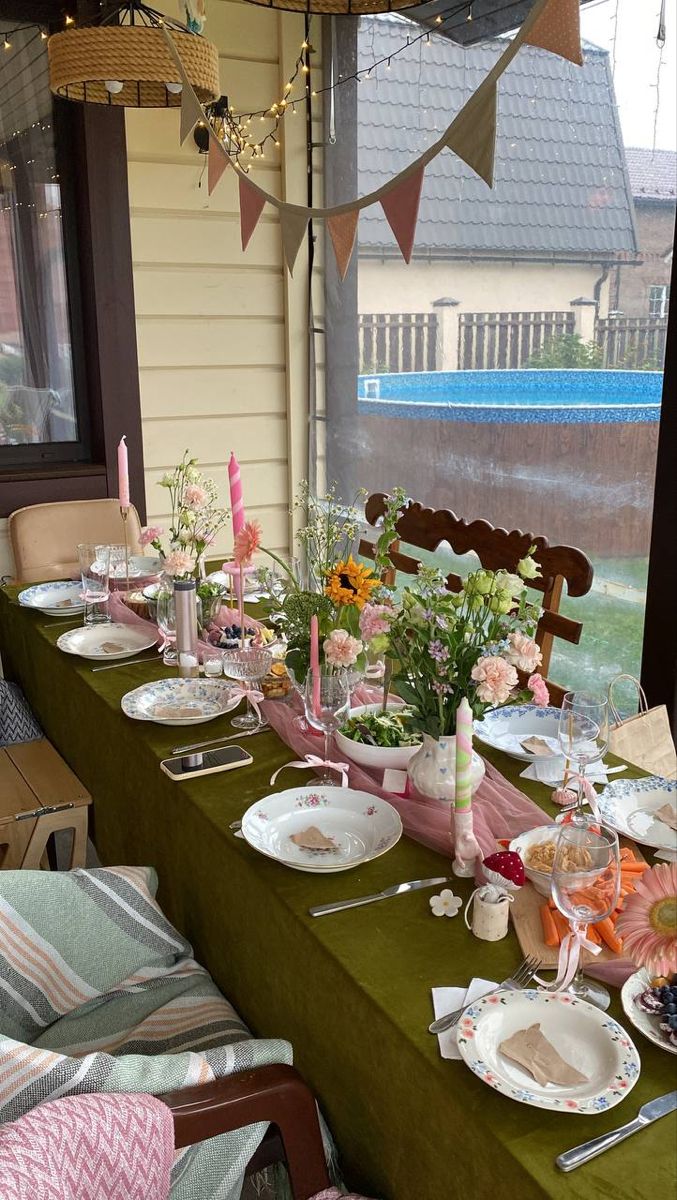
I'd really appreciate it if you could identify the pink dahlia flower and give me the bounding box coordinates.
[528,672,550,707]
[139,525,164,548]
[471,655,518,705]
[616,862,677,978]
[323,628,363,668]
[233,519,263,566]
[163,549,196,577]
[359,602,393,641]
[183,483,208,509]
[505,631,542,673]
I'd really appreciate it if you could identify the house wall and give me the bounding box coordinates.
[613,201,676,316]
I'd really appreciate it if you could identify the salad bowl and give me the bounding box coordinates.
[335,703,422,771]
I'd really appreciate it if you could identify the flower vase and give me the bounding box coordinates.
[407,733,485,803]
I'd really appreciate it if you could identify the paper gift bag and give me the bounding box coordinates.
[608,674,677,780]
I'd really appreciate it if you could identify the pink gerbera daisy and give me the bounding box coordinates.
[233,519,263,566]
[616,862,677,978]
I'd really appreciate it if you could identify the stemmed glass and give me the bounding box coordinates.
[222,646,273,730]
[557,692,609,824]
[303,670,350,785]
[77,544,111,625]
[550,822,620,1011]
[156,589,178,667]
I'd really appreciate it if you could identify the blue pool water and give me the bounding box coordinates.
[357,369,662,424]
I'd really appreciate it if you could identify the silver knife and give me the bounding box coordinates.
[557,1090,677,1171]
[172,724,269,755]
[309,877,449,918]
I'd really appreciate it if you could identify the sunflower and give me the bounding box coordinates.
[325,556,378,610]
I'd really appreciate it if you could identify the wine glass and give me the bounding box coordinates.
[222,646,273,730]
[77,543,111,625]
[303,670,350,785]
[156,589,177,667]
[550,821,620,1011]
[558,692,609,824]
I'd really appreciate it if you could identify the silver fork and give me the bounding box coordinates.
[428,954,540,1035]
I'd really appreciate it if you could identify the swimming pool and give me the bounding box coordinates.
[357,369,662,424]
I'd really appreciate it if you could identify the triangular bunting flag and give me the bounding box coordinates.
[327,209,359,281]
[208,136,229,196]
[524,0,583,66]
[180,87,204,145]
[239,175,266,251]
[445,82,497,188]
[380,166,424,264]
[280,210,309,275]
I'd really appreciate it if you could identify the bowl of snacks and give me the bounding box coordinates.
[335,703,422,771]
[509,825,566,896]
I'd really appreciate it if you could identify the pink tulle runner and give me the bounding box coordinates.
[107,592,265,659]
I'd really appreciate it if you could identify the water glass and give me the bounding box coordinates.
[156,589,178,667]
[303,670,350,784]
[551,821,620,1010]
[77,543,111,625]
[558,692,609,822]
[222,646,273,730]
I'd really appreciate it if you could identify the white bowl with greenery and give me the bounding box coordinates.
[335,703,422,771]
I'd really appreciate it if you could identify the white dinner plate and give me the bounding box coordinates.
[18,581,85,616]
[57,623,158,661]
[474,705,564,762]
[109,554,163,582]
[240,785,403,873]
[456,989,640,1113]
[621,969,677,1056]
[121,678,240,726]
[206,571,264,603]
[597,776,677,852]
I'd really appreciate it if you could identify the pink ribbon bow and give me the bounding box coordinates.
[229,685,264,722]
[544,923,602,993]
[270,755,351,788]
[566,772,600,817]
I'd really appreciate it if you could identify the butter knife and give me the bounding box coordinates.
[309,877,449,918]
[557,1090,677,1171]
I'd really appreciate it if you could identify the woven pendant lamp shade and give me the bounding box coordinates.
[243,0,423,11]
[48,25,219,107]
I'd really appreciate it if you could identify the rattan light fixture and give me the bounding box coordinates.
[48,3,220,108]
[243,0,423,11]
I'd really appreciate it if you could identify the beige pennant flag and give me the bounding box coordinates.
[445,82,497,188]
[208,136,229,196]
[239,175,266,251]
[327,209,359,280]
[524,0,583,66]
[180,87,205,145]
[280,209,309,275]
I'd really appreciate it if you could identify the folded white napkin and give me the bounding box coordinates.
[519,759,624,786]
[655,847,677,862]
[431,977,497,1060]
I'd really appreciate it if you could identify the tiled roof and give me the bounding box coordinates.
[358,18,637,258]
[625,147,677,202]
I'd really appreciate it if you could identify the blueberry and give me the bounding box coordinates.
[660,986,671,998]
[669,1016,677,1031]
[664,1003,677,1016]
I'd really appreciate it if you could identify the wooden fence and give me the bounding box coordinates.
[458,310,575,370]
[595,316,668,369]
[359,313,438,374]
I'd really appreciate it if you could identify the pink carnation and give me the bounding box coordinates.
[359,602,393,642]
[471,655,518,705]
[323,628,363,668]
[528,672,550,707]
[183,483,207,509]
[505,631,542,673]
[163,549,196,577]
[139,525,164,548]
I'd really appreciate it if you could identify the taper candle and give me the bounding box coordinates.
[117,436,130,509]
[310,614,320,716]
[454,697,473,811]
[228,451,245,538]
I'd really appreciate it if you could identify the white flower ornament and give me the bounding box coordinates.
[430,889,463,918]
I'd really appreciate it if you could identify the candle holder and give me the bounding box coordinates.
[119,505,131,595]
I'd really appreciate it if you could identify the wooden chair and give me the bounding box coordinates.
[8,498,143,583]
[359,493,594,706]
[0,739,91,870]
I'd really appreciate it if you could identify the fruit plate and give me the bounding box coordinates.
[121,678,240,726]
[597,776,677,853]
[18,581,85,616]
[456,989,640,1113]
[57,623,158,661]
[620,969,677,1056]
[473,705,564,762]
[240,786,403,873]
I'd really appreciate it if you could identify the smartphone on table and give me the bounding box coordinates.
[160,745,253,781]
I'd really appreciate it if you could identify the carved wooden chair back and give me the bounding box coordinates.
[359,494,594,707]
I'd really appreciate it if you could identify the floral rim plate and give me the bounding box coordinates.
[621,968,677,1057]
[240,786,403,873]
[121,678,240,726]
[18,581,85,615]
[109,555,163,583]
[456,989,640,1113]
[597,776,677,852]
[473,705,564,762]
[57,623,158,661]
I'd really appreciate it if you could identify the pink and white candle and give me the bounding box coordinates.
[117,436,130,509]
[453,697,481,878]
[228,451,245,538]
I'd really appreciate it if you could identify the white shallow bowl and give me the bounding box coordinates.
[18,580,85,616]
[509,824,561,896]
[335,703,421,771]
[598,776,677,853]
[110,555,163,586]
[57,622,157,661]
[474,705,564,763]
[122,678,239,726]
[456,988,640,1113]
[241,785,403,873]
[621,969,677,1057]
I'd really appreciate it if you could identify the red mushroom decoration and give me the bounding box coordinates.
[483,850,525,893]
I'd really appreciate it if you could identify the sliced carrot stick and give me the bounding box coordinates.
[541,904,559,947]
[620,847,636,861]
[586,924,601,945]
[552,910,571,942]
[597,918,623,953]
[620,862,649,874]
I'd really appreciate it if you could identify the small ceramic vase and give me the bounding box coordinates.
[407,733,485,803]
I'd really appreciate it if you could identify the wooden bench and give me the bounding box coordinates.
[0,739,91,870]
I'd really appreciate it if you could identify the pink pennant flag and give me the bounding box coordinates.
[208,137,229,196]
[239,175,266,251]
[380,166,424,264]
[327,209,359,281]
[524,0,583,66]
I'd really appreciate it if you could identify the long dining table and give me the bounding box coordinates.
[0,584,674,1200]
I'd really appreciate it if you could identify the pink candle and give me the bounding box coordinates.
[310,614,321,716]
[117,436,130,509]
[228,451,245,538]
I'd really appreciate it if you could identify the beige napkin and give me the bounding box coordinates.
[655,803,677,832]
[290,826,336,852]
[499,1023,588,1086]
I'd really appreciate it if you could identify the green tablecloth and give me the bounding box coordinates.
[0,586,674,1200]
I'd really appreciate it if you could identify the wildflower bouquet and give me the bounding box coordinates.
[140,452,230,580]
